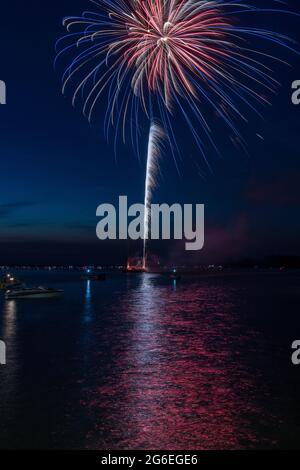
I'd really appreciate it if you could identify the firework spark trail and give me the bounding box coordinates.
[143,123,163,269]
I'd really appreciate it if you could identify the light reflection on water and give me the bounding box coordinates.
[84,274,265,449]
[1,299,18,384]
[0,270,300,449]
[83,280,92,324]
[3,299,17,340]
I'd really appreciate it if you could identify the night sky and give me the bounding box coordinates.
[0,0,300,265]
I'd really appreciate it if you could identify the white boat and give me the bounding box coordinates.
[5,286,63,300]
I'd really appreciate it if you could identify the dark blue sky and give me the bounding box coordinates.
[0,0,300,265]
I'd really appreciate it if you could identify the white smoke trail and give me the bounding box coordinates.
[143,123,164,270]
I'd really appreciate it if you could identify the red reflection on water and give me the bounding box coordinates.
[82,275,268,450]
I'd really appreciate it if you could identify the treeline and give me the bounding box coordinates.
[227,255,300,269]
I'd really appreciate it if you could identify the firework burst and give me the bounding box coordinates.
[56,1,298,267]
[56,0,297,163]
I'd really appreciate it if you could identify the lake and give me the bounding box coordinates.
[0,269,299,449]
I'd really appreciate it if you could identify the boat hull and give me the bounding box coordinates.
[82,274,106,281]
[5,290,63,300]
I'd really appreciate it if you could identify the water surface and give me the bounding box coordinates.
[0,269,299,449]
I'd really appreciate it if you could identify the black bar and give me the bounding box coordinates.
[0,450,298,465]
